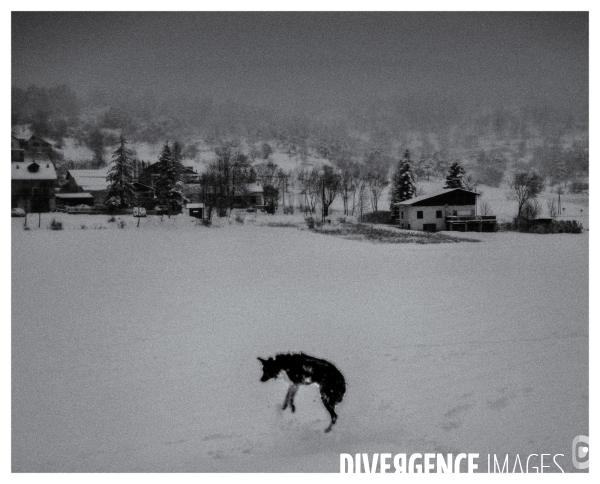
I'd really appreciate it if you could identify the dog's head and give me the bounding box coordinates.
[257,356,278,382]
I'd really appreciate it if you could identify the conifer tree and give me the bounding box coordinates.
[155,142,185,217]
[105,135,135,209]
[390,150,416,208]
[444,162,466,189]
[389,150,416,222]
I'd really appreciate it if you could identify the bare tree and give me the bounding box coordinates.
[351,163,367,217]
[479,199,493,216]
[201,142,254,219]
[414,184,425,197]
[355,179,368,222]
[333,158,358,216]
[521,199,541,221]
[317,165,341,220]
[547,198,558,218]
[296,168,319,215]
[254,160,279,187]
[508,171,544,220]
[463,174,479,192]
[364,151,390,212]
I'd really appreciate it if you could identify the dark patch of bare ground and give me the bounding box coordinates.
[313,223,480,244]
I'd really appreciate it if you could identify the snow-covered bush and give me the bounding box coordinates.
[529,220,583,234]
[49,219,63,230]
[361,211,392,224]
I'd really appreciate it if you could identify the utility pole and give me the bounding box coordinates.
[322,178,325,223]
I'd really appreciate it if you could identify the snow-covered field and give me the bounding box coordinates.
[12,216,588,472]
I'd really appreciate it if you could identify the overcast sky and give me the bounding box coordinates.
[12,11,588,113]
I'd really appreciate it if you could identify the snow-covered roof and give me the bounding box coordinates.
[396,188,479,206]
[246,182,263,194]
[187,203,205,209]
[67,169,109,191]
[11,162,57,181]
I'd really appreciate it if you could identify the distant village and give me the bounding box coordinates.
[11,134,271,221]
[17,130,592,237]
[11,132,506,234]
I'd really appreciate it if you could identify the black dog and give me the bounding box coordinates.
[257,352,346,432]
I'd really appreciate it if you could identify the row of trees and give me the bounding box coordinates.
[104,137,480,222]
[104,135,550,228]
[296,151,477,222]
[105,137,186,217]
[295,152,395,221]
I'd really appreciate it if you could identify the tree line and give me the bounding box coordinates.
[13,84,588,189]
[102,135,572,228]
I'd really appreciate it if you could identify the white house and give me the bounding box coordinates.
[395,188,496,232]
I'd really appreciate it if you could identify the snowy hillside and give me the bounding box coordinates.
[11,217,588,472]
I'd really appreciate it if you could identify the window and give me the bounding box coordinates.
[417,211,423,219]
[400,211,404,219]
[436,210,443,218]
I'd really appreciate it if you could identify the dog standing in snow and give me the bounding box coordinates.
[257,352,346,432]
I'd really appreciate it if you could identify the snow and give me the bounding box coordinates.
[11,216,588,472]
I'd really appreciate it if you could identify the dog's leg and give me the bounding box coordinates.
[282,384,298,412]
[321,393,338,433]
[288,385,298,413]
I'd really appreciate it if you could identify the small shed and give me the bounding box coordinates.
[187,203,205,219]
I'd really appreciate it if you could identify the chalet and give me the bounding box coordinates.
[11,157,57,212]
[26,135,54,152]
[232,182,265,208]
[11,135,24,161]
[12,135,55,154]
[395,188,497,232]
[64,169,109,206]
[180,164,201,184]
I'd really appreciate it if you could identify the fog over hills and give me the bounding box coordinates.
[11,12,588,182]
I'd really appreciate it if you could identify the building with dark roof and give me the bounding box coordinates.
[395,188,496,232]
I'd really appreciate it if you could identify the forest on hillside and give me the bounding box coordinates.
[12,84,589,188]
